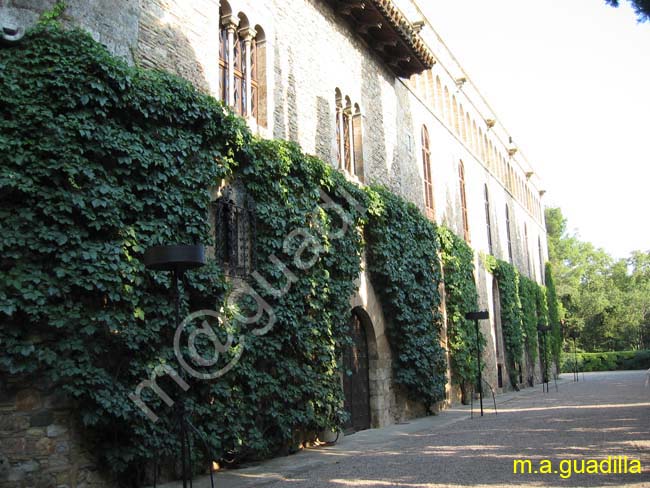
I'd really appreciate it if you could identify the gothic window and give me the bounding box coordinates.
[538,236,545,284]
[524,223,531,277]
[422,125,434,219]
[506,204,513,263]
[219,6,265,125]
[459,161,470,242]
[213,188,256,277]
[335,91,363,182]
[484,185,493,254]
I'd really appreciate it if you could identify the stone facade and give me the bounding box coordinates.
[0,379,110,488]
[0,0,551,482]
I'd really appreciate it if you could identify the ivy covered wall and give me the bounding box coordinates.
[364,186,447,408]
[439,227,483,402]
[0,26,368,483]
[0,24,559,485]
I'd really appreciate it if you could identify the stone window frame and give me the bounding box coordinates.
[484,184,493,255]
[219,5,267,127]
[505,204,513,263]
[421,125,434,220]
[335,89,364,182]
[458,160,470,243]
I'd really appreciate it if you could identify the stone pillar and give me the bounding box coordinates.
[240,26,257,118]
[337,108,345,168]
[345,106,354,173]
[221,14,239,107]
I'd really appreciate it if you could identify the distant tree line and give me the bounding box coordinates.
[545,207,650,352]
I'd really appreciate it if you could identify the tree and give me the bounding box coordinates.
[544,207,647,352]
[605,0,650,22]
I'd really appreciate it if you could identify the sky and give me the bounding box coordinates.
[421,0,650,260]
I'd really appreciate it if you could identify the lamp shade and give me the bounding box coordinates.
[143,245,206,272]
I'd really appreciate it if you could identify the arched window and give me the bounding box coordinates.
[505,204,513,262]
[343,96,353,173]
[472,120,480,152]
[436,76,443,114]
[452,96,460,134]
[464,112,471,144]
[538,236,545,284]
[459,161,470,242]
[425,70,435,106]
[484,185,493,254]
[335,91,364,181]
[444,86,451,126]
[524,223,531,277]
[219,7,264,124]
[488,140,494,170]
[422,126,434,218]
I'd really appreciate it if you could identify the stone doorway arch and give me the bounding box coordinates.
[342,308,375,432]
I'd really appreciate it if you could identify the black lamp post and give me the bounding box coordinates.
[143,245,207,488]
[465,310,489,416]
[568,329,580,382]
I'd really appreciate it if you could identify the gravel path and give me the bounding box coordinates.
[171,370,650,488]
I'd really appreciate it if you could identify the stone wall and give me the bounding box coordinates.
[0,0,140,63]
[0,0,551,477]
[0,379,111,488]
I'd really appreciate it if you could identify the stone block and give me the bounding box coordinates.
[47,425,68,438]
[15,390,41,411]
[0,414,29,433]
[30,410,54,427]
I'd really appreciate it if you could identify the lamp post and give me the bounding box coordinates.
[465,310,489,416]
[143,245,206,488]
[568,329,579,382]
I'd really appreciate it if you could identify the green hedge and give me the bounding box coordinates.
[561,350,650,372]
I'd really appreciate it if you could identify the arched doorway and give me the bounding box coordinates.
[343,310,371,432]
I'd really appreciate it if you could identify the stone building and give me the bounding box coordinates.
[0,0,548,483]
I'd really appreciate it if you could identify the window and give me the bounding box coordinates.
[459,161,470,242]
[219,7,266,125]
[538,237,545,284]
[484,185,493,254]
[506,204,513,263]
[335,91,364,181]
[422,126,434,218]
[524,223,531,277]
[213,188,257,277]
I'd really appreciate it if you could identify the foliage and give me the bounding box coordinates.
[486,258,523,387]
[0,26,367,483]
[545,207,649,352]
[545,263,563,371]
[38,1,67,28]
[560,350,650,373]
[519,276,539,379]
[365,186,447,407]
[438,227,483,401]
[605,0,650,22]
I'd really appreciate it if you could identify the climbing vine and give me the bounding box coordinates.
[545,263,563,372]
[0,26,366,483]
[365,186,447,407]
[485,257,524,387]
[438,227,483,402]
[519,276,539,382]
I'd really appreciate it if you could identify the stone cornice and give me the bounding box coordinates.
[324,0,435,77]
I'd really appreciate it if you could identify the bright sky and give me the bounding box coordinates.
[422,0,650,260]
